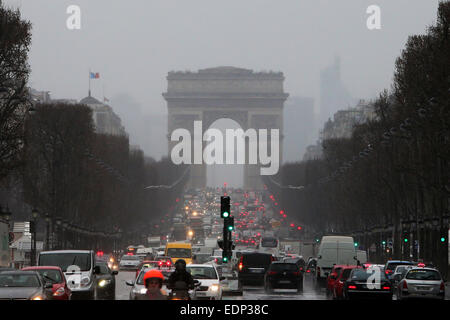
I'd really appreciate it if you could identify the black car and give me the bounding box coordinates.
[283,257,306,273]
[95,261,117,300]
[238,252,274,285]
[264,262,303,293]
[343,268,393,300]
[0,271,53,300]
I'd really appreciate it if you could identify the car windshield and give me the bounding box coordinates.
[270,263,298,272]
[96,264,110,274]
[136,270,149,285]
[121,255,140,260]
[350,268,387,281]
[261,238,278,248]
[194,254,212,264]
[406,269,441,280]
[242,254,272,267]
[187,267,218,279]
[0,274,41,287]
[387,262,413,271]
[167,248,191,258]
[34,269,63,283]
[39,253,91,272]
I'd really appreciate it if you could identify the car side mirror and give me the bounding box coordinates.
[112,271,118,275]
[93,266,101,274]
[125,280,134,286]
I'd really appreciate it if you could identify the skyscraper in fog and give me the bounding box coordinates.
[319,56,354,127]
[283,96,316,162]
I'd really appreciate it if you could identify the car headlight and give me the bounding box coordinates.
[98,279,111,287]
[210,284,219,292]
[31,295,44,300]
[139,288,147,294]
[80,277,90,287]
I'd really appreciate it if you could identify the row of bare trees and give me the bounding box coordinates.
[0,3,187,251]
[20,102,187,250]
[267,2,449,273]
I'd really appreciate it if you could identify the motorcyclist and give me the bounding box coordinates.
[138,269,167,300]
[167,259,195,299]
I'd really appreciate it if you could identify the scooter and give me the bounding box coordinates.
[167,280,200,300]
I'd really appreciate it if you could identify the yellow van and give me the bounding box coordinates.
[165,242,193,265]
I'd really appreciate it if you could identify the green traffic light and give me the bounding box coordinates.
[404,238,408,243]
[382,241,386,245]
[227,225,234,231]
[441,237,445,242]
[223,212,229,218]
[354,242,358,247]
[223,257,228,262]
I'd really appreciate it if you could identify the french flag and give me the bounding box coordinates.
[90,72,100,79]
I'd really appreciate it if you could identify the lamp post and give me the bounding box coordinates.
[45,213,50,250]
[31,208,38,266]
[55,217,62,249]
[62,220,69,249]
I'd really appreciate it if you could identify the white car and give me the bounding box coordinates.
[186,264,223,300]
[119,255,142,270]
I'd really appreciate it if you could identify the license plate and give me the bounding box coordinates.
[279,280,291,284]
[249,269,264,273]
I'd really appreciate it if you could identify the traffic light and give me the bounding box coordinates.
[225,216,234,232]
[221,196,230,218]
[354,242,358,247]
[382,240,386,245]
[403,231,409,243]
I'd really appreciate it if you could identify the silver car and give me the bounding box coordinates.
[119,255,142,270]
[397,267,445,300]
[391,265,413,286]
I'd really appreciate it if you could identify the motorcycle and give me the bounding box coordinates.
[167,280,200,300]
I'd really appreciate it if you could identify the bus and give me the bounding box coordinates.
[164,242,193,265]
[258,236,280,257]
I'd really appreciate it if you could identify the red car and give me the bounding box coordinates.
[326,265,344,297]
[22,266,71,300]
[332,265,361,300]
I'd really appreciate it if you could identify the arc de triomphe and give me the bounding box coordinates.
[163,66,288,190]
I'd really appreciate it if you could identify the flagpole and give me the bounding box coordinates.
[88,67,91,97]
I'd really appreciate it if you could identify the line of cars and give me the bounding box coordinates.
[0,249,119,300]
[324,260,446,300]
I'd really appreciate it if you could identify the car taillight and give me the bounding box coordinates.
[293,272,300,276]
[317,267,320,277]
[382,286,391,290]
[306,270,311,273]
[159,261,163,266]
[440,282,445,291]
[166,261,171,266]
[348,285,357,290]
[268,271,277,275]
[238,263,243,271]
[300,267,303,271]
[403,281,408,289]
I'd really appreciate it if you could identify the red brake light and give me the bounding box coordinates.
[158,261,163,266]
[403,281,408,289]
[306,270,311,273]
[268,271,277,275]
[348,285,357,289]
[382,286,391,290]
[166,261,171,266]
[440,282,445,291]
[127,253,133,256]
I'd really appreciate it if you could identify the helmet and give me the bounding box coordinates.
[143,269,164,287]
[175,259,186,272]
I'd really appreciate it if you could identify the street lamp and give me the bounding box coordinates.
[55,217,62,249]
[31,208,38,266]
[45,213,50,250]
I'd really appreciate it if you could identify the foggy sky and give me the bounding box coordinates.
[3,0,440,164]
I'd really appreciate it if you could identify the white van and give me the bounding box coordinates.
[356,250,368,264]
[315,236,357,288]
[38,250,99,299]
